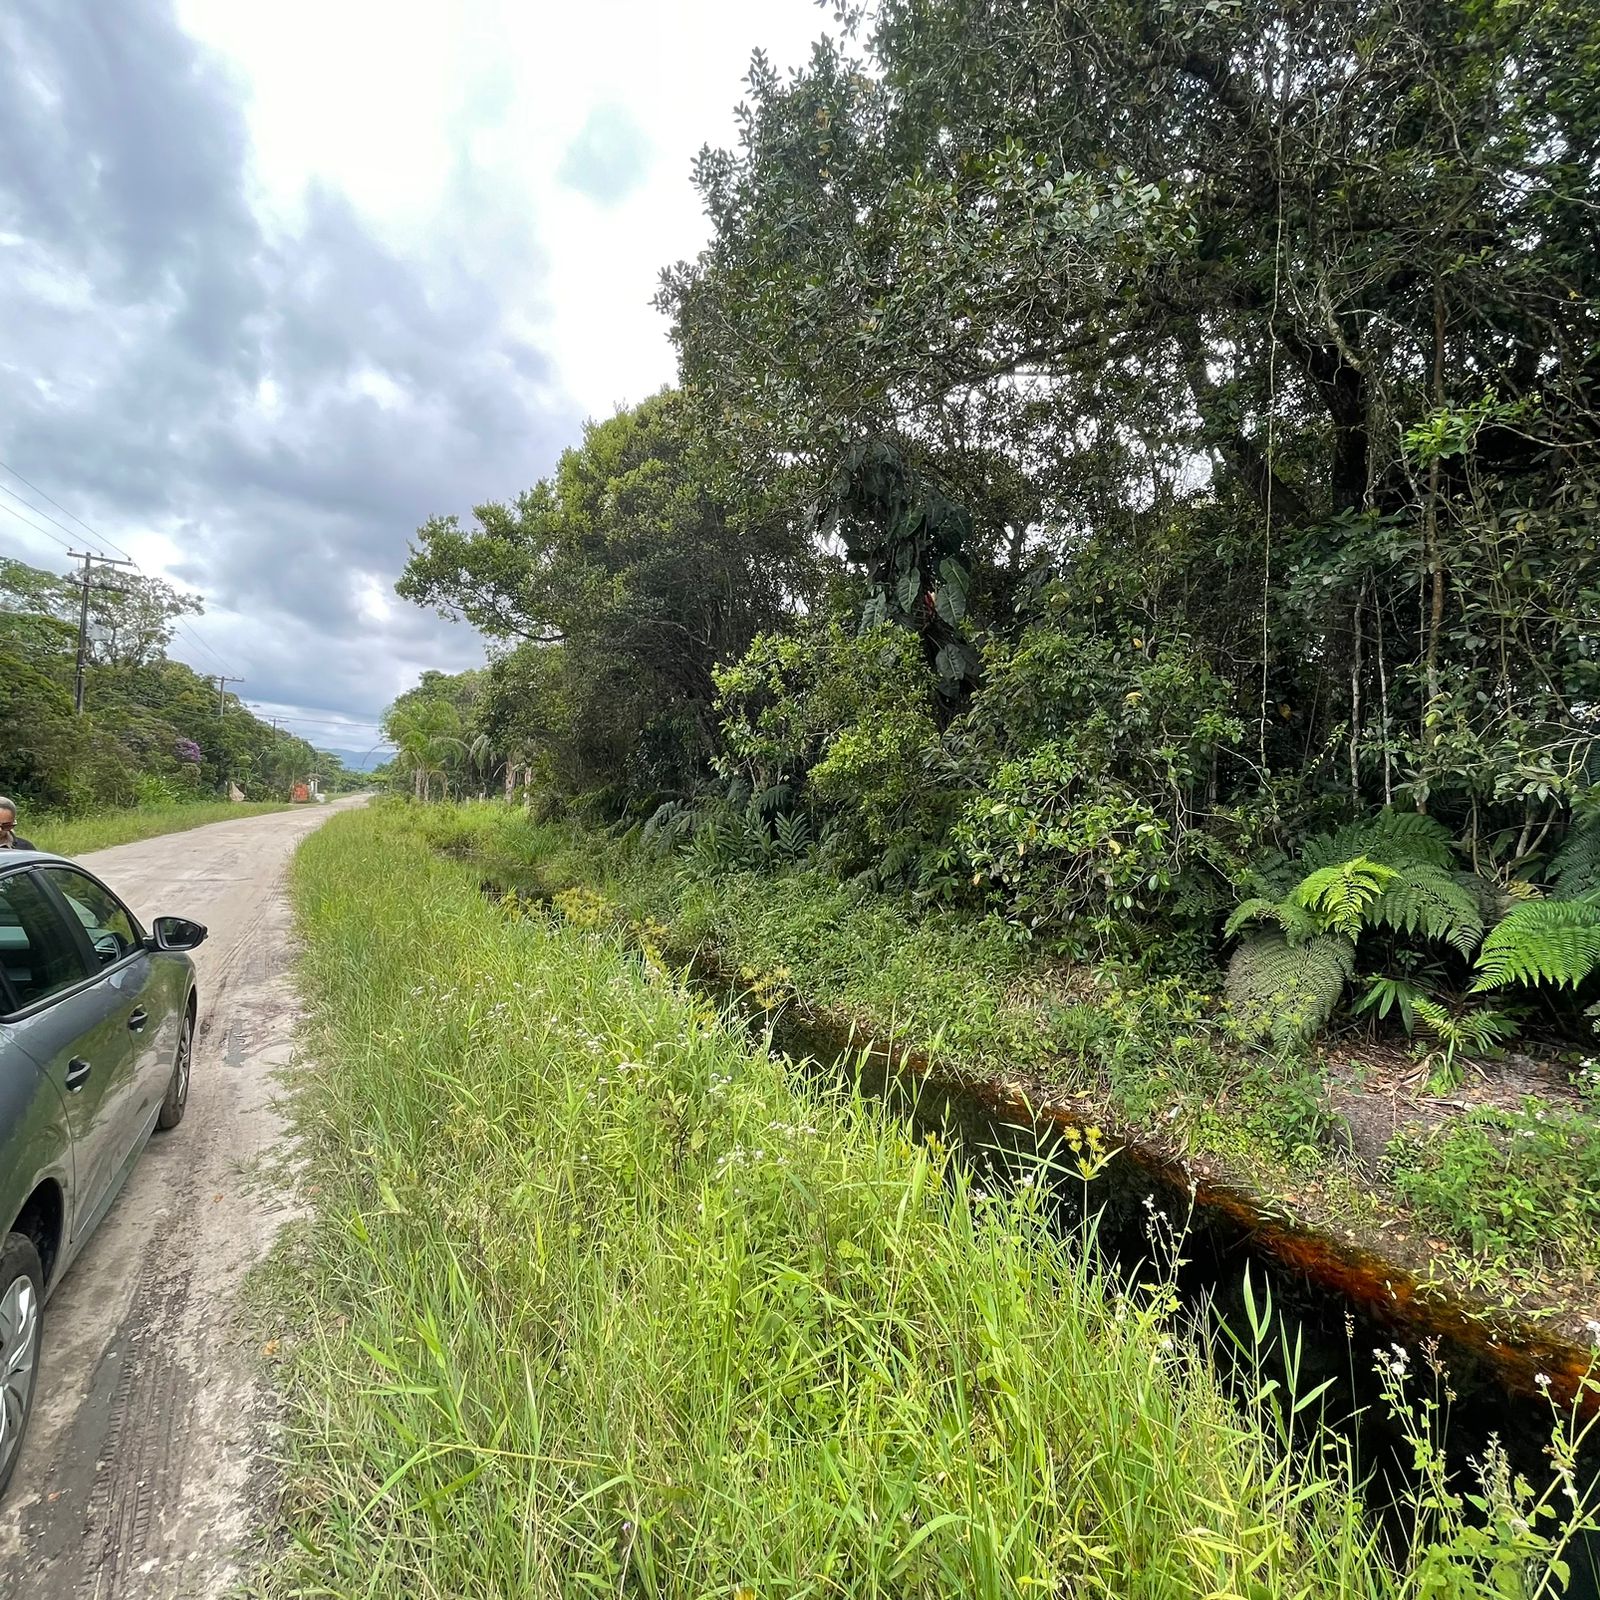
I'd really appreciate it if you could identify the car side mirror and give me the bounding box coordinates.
[151,916,208,952]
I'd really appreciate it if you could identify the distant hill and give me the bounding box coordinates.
[319,746,389,773]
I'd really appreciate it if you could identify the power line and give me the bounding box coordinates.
[248,709,386,732]
[169,618,238,678]
[0,456,242,679]
[0,457,136,563]
[0,481,97,556]
[0,497,77,556]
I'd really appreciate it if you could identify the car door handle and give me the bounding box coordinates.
[127,1008,148,1033]
[65,1057,92,1092]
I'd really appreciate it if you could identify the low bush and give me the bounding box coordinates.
[1390,1101,1600,1274]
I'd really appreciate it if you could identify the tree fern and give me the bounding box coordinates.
[1224,895,1319,943]
[1471,897,1600,991]
[1369,861,1484,953]
[1299,811,1455,872]
[1226,932,1356,1044]
[1289,857,1397,938]
[1550,820,1600,898]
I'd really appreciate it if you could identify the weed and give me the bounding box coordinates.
[266,806,1600,1596]
[1390,1102,1600,1274]
[28,798,292,856]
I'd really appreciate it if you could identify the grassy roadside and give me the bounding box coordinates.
[27,799,293,856]
[415,803,1600,1334]
[264,804,1596,1596]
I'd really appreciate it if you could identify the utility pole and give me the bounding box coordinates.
[212,674,244,716]
[68,549,135,714]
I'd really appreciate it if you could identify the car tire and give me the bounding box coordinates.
[0,1233,44,1501]
[157,1007,194,1132]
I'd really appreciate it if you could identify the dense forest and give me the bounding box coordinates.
[1,556,358,812]
[395,0,1600,1058]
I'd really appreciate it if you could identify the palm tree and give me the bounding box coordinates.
[384,701,466,802]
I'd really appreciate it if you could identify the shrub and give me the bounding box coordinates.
[955,743,1174,943]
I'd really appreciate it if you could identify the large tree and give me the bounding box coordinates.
[662,0,1600,860]
[397,390,826,805]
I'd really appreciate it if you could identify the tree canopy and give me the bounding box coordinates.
[395,0,1600,1036]
[0,556,327,811]
[398,390,827,806]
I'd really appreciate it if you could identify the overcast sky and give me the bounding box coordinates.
[0,0,829,754]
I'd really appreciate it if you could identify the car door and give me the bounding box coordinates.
[34,867,167,1186]
[0,869,129,1238]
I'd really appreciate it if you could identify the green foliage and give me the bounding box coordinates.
[1369,868,1485,956]
[1471,898,1600,992]
[398,391,824,808]
[715,619,949,861]
[1391,1101,1600,1272]
[946,626,1243,942]
[1225,933,1356,1046]
[954,745,1173,941]
[396,0,1600,1059]
[1549,820,1600,900]
[1289,858,1398,940]
[820,440,980,702]
[291,806,1508,1596]
[1225,812,1497,1038]
[383,673,475,802]
[0,555,316,808]
[1299,812,1457,874]
[1353,975,1426,1035]
[663,0,1600,860]
[1411,999,1519,1090]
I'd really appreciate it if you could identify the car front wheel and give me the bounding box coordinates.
[157,1007,193,1132]
[0,1233,43,1499]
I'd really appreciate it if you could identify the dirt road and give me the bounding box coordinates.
[0,800,360,1600]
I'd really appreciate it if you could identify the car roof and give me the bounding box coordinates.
[0,850,70,870]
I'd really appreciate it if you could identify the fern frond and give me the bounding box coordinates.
[1412,997,1517,1051]
[1226,932,1356,1044]
[1362,809,1457,867]
[1551,821,1600,898]
[1224,897,1280,939]
[1300,811,1454,872]
[1471,897,1600,991]
[773,810,811,861]
[642,800,695,849]
[1290,857,1397,938]
[752,782,793,817]
[1371,863,1484,953]
[1225,895,1319,943]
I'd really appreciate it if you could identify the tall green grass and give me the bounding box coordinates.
[266,807,1593,1597]
[27,798,292,856]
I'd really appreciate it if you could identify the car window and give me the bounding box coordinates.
[40,867,141,969]
[0,871,92,1009]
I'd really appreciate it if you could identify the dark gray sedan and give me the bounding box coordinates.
[0,851,206,1497]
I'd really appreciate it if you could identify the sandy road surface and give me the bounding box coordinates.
[0,799,361,1600]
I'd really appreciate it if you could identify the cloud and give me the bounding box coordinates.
[558,105,652,207]
[0,0,579,721]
